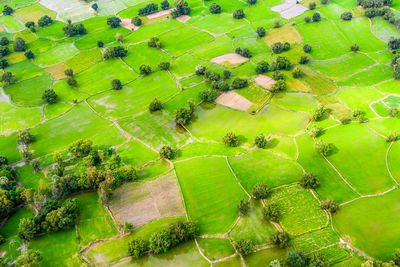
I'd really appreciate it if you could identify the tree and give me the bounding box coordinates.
[0,37,9,46]
[159,146,174,159]
[351,43,359,51]
[42,90,57,104]
[303,44,312,53]
[38,15,53,27]
[263,204,280,222]
[64,69,74,77]
[231,78,248,89]
[311,106,327,121]
[15,250,42,267]
[161,0,170,10]
[300,173,319,189]
[235,239,254,256]
[320,200,338,213]
[292,67,303,78]
[0,72,16,85]
[149,98,163,111]
[13,37,26,52]
[97,41,104,47]
[257,26,266,37]
[315,140,332,156]
[271,42,284,53]
[138,3,158,16]
[252,182,270,199]
[386,132,400,142]
[67,77,77,87]
[256,61,270,74]
[272,56,291,70]
[223,132,239,147]
[0,59,8,69]
[238,199,250,215]
[63,23,87,37]
[174,107,192,125]
[148,37,161,48]
[312,12,321,22]
[195,65,206,75]
[309,2,316,9]
[112,79,122,90]
[389,107,399,117]
[18,218,38,240]
[270,80,286,93]
[103,46,128,59]
[131,16,142,26]
[233,9,245,19]
[24,50,34,59]
[0,156,8,166]
[286,251,307,267]
[270,231,289,248]
[2,5,13,15]
[205,71,220,81]
[341,11,352,20]
[139,64,152,75]
[309,254,329,267]
[158,61,170,70]
[308,125,322,137]
[393,249,400,266]
[53,152,63,166]
[128,239,148,259]
[92,3,98,11]
[171,0,191,17]
[283,42,290,51]
[254,133,267,148]
[69,139,92,158]
[270,260,281,267]
[223,70,231,79]
[107,17,121,28]
[304,16,311,22]
[209,3,221,14]
[149,230,171,254]
[273,71,284,81]
[0,46,9,57]
[17,130,33,145]
[274,18,280,28]
[199,88,219,102]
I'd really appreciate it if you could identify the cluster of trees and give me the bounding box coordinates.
[311,105,328,121]
[107,17,121,28]
[0,39,9,69]
[17,129,34,161]
[42,89,58,104]
[391,49,400,78]
[65,68,78,88]
[2,5,13,15]
[38,15,53,27]
[364,5,391,18]
[358,0,391,8]
[128,221,198,258]
[159,145,175,160]
[304,12,321,22]
[209,3,222,14]
[195,65,247,92]
[252,182,270,199]
[199,88,219,102]
[315,140,332,156]
[0,71,16,85]
[63,21,87,37]
[281,251,329,267]
[171,0,191,18]
[223,131,239,147]
[271,42,290,54]
[138,3,158,16]
[148,37,161,48]
[362,250,400,266]
[235,47,252,58]
[174,99,196,125]
[103,46,128,59]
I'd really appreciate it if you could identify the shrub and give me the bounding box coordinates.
[312,12,321,22]
[161,0,170,10]
[42,90,57,104]
[286,251,307,267]
[112,79,122,90]
[223,132,239,147]
[270,80,286,93]
[263,204,280,222]
[351,43,359,51]
[300,173,319,189]
[292,67,303,78]
[148,37,161,48]
[309,2,316,9]
[128,239,148,259]
[252,182,270,199]
[386,132,400,142]
[235,47,252,58]
[341,11,353,20]
[303,44,312,53]
[149,98,163,111]
[315,140,332,156]
[308,125,322,137]
[2,5,13,15]
[131,16,142,26]
[159,146,174,159]
[235,239,254,256]
[0,37,9,46]
[270,231,289,248]
[231,78,248,89]
[255,61,270,74]
[304,16,311,22]
[273,71,284,81]
[238,199,250,215]
[271,42,284,53]
[38,15,53,27]
[233,9,245,19]
[69,139,92,158]
[13,37,26,52]
[257,27,266,37]
[209,3,221,14]
[107,17,121,28]
[321,200,338,213]
[158,61,170,70]
[199,88,219,102]
[254,134,267,148]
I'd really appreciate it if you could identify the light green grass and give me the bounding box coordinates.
[34,43,79,67]
[0,15,25,32]
[197,238,235,261]
[118,139,158,167]
[192,14,249,35]
[0,102,42,135]
[175,142,247,161]
[337,64,393,87]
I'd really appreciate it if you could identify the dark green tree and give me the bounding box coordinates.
[341,11,352,20]
[15,250,42,267]
[0,59,8,69]
[42,89,57,104]
[270,231,289,248]
[256,61,270,74]
[286,251,307,267]
[254,133,267,148]
[68,139,93,158]
[24,50,34,59]
[252,182,270,199]
[2,5,13,15]
[223,131,239,147]
[237,199,250,215]
[13,37,26,52]
[112,79,122,90]
[0,37,9,46]
[107,17,121,28]
[312,12,321,22]
[131,16,142,26]
[209,3,221,14]
[18,218,38,240]
[303,44,312,53]
[300,173,319,189]
[233,9,245,19]
[256,26,266,37]
[158,61,170,70]
[0,72,16,85]
[149,230,171,254]
[139,64,152,75]
[263,204,280,222]
[235,239,254,256]
[128,239,148,259]
[38,15,53,27]
[159,146,174,159]
[161,0,170,10]
[149,98,163,111]
[92,3,98,11]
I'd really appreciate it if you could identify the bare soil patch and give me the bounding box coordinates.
[120,18,139,31]
[216,91,253,111]
[147,8,175,19]
[254,75,276,89]
[46,63,68,80]
[176,15,191,23]
[271,3,308,19]
[211,53,249,65]
[108,172,185,227]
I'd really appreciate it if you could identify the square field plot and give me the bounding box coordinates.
[0,16,25,32]
[192,13,249,35]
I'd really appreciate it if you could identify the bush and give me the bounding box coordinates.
[309,2,316,9]
[351,43,359,51]
[131,16,142,26]
[103,46,128,59]
[0,37,9,46]
[256,26,266,37]
[270,80,286,93]
[159,146,174,159]
[42,90,57,104]
[237,199,250,215]
[321,200,338,213]
[195,65,206,75]
[270,231,289,248]
[235,239,254,256]
[303,44,312,53]
[263,204,280,222]
[24,50,34,59]
[312,12,321,22]
[315,140,332,156]
[158,61,170,70]
[252,182,270,199]
[2,5,13,15]
[0,46,9,57]
[92,3,98,11]
[139,64,152,75]
[161,0,170,10]
[300,173,319,189]
[13,37,26,52]
[255,61,270,74]
[128,239,148,259]
[254,133,267,148]
[112,79,122,90]
[149,98,163,111]
[286,251,307,267]
[148,37,161,48]
[69,139,92,158]
[38,15,53,27]
[97,41,104,48]
[0,59,8,69]
[304,16,311,22]
[235,47,252,58]
[223,132,239,147]
[233,9,245,19]
[292,67,303,78]
[107,17,121,28]
[231,78,248,89]
[199,88,219,102]
[271,42,284,53]
[273,71,284,81]
[341,11,353,20]
[209,3,221,14]
[386,132,400,142]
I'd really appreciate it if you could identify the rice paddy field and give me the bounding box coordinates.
[0,0,400,266]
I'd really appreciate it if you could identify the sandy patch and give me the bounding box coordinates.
[109,172,184,227]
[147,8,175,19]
[216,91,253,111]
[254,75,276,89]
[0,88,10,103]
[211,53,249,65]
[120,18,139,31]
[271,2,308,19]
[176,15,191,23]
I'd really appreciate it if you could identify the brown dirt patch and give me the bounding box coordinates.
[120,18,139,31]
[215,91,253,111]
[254,75,276,89]
[176,15,191,23]
[147,8,175,19]
[211,53,249,65]
[108,172,184,227]
[45,63,68,80]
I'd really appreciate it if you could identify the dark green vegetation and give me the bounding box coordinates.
[0,0,400,266]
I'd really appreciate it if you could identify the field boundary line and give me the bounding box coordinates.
[172,167,190,221]
[225,157,251,198]
[194,238,212,263]
[340,186,398,206]
[386,142,399,185]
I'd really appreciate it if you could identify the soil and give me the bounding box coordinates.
[215,91,253,111]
